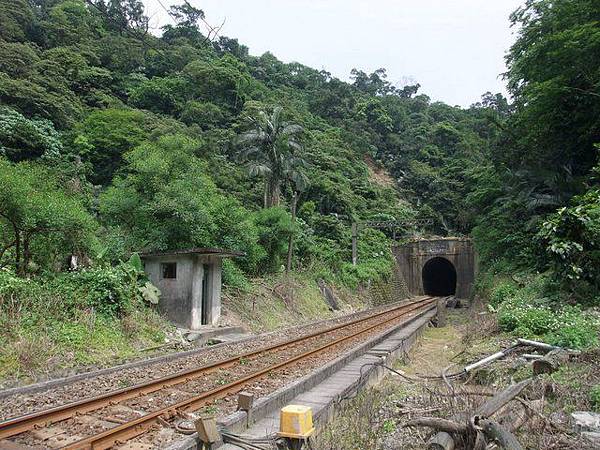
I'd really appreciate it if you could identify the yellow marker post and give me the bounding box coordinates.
[278,405,315,439]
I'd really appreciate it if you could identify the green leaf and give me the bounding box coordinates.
[139,281,160,305]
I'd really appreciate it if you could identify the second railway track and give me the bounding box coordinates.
[0,296,437,449]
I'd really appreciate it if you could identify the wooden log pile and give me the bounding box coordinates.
[405,338,577,449]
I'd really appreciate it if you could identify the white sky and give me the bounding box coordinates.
[143,0,524,107]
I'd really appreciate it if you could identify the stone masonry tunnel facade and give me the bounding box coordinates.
[393,238,476,299]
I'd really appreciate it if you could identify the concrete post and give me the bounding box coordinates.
[435,298,447,328]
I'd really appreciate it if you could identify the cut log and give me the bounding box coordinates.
[500,399,544,432]
[427,432,455,450]
[532,348,570,375]
[478,418,524,450]
[426,379,532,449]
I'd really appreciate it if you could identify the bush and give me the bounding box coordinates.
[538,187,600,298]
[489,280,518,309]
[222,259,251,291]
[252,207,294,274]
[49,262,142,316]
[1,259,154,321]
[497,291,599,350]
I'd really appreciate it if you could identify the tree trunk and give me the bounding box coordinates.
[13,225,21,275]
[286,191,297,273]
[427,379,532,449]
[264,177,281,208]
[23,233,31,276]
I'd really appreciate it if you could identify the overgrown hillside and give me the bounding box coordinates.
[1,0,599,381]
[0,0,499,279]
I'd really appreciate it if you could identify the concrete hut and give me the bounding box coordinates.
[140,248,243,330]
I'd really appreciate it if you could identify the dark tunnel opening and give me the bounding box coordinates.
[422,257,457,296]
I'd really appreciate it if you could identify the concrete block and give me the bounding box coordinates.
[572,411,600,432]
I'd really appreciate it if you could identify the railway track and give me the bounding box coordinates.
[0,296,437,449]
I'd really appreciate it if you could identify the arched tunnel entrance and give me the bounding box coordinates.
[422,257,457,296]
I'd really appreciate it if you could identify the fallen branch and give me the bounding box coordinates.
[405,417,467,434]
[478,418,523,450]
[475,378,532,417]
[397,406,441,415]
[425,378,532,449]
[139,342,178,352]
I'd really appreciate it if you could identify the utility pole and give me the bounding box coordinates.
[351,222,358,266]
[351,218,433,265]
[286,192,298,273]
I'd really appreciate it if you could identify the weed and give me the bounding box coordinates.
[590,385,600,412]
[202,405,218,415]
[381,418,396,434]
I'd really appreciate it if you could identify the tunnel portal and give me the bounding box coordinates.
[422,257,457,296]
[392,238,476,299]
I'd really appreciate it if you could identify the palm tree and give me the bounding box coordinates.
[236,106,308,208]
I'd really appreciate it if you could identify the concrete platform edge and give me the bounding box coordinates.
[167,303,436,450]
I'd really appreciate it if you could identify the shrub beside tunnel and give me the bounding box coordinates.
[422,257,457,296]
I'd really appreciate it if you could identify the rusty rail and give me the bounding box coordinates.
[0,297,436,448]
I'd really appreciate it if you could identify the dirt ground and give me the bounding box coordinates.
[315,307,600,450]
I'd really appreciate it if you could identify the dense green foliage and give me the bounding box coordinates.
[0,0,489,288]
[470,0,600,283]
[0,259,167,378]
[482,273,599,350]
[0,159,96,275]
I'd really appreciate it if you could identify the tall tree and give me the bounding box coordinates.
[169,1,204,29]
[504,0,600,175]
[0,159,96,274]
[236,106,308,208]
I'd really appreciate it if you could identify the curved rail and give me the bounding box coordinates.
[62,298,435,449]
[0,297,436,448]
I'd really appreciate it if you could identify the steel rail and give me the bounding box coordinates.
[0,297,433,440]
[61,298,436,449]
